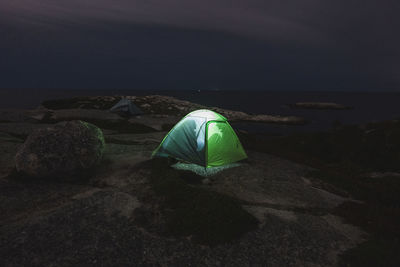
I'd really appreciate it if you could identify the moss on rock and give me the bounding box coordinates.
[15,120,105,178]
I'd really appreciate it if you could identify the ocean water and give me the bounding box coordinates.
[1,89,400,134]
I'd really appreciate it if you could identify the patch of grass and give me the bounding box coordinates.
[136,158,258,246]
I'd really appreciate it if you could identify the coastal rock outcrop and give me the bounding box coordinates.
[15,120,105,177]
[290,102,352,110]
[41,95,307,125]
[0,102,368,266]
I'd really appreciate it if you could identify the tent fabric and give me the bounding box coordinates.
[206,121,247,167]
[153,109,247,167]
[110,98,143,115]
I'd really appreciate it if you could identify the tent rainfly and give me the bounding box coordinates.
[152,109,247,167]
[110,98,143,116]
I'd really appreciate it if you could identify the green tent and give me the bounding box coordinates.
[152,109,247,167]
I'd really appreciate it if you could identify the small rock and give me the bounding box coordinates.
[15,120,105,178]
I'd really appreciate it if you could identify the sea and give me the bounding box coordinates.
[1,89,400,135]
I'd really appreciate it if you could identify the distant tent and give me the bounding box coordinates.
[110,98,143,116]
[152,109,247,167]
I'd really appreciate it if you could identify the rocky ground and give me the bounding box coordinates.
[0,95,364,266]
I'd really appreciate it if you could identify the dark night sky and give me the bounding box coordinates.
[1,0,399,91]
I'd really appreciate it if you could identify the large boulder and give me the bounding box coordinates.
[15,120,105,178]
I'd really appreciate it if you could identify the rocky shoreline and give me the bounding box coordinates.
[290,102,352,110]
[0,95,364,266]
[42,95,308,125]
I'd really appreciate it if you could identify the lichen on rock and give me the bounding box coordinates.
[15,120,105,178]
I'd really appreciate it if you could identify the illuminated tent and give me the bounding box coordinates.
[110,98,143,116]
[152,109,247,167]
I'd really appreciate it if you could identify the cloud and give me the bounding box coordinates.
[1,0,399,89]
[2,0,398,49]
[0,0,343,45]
